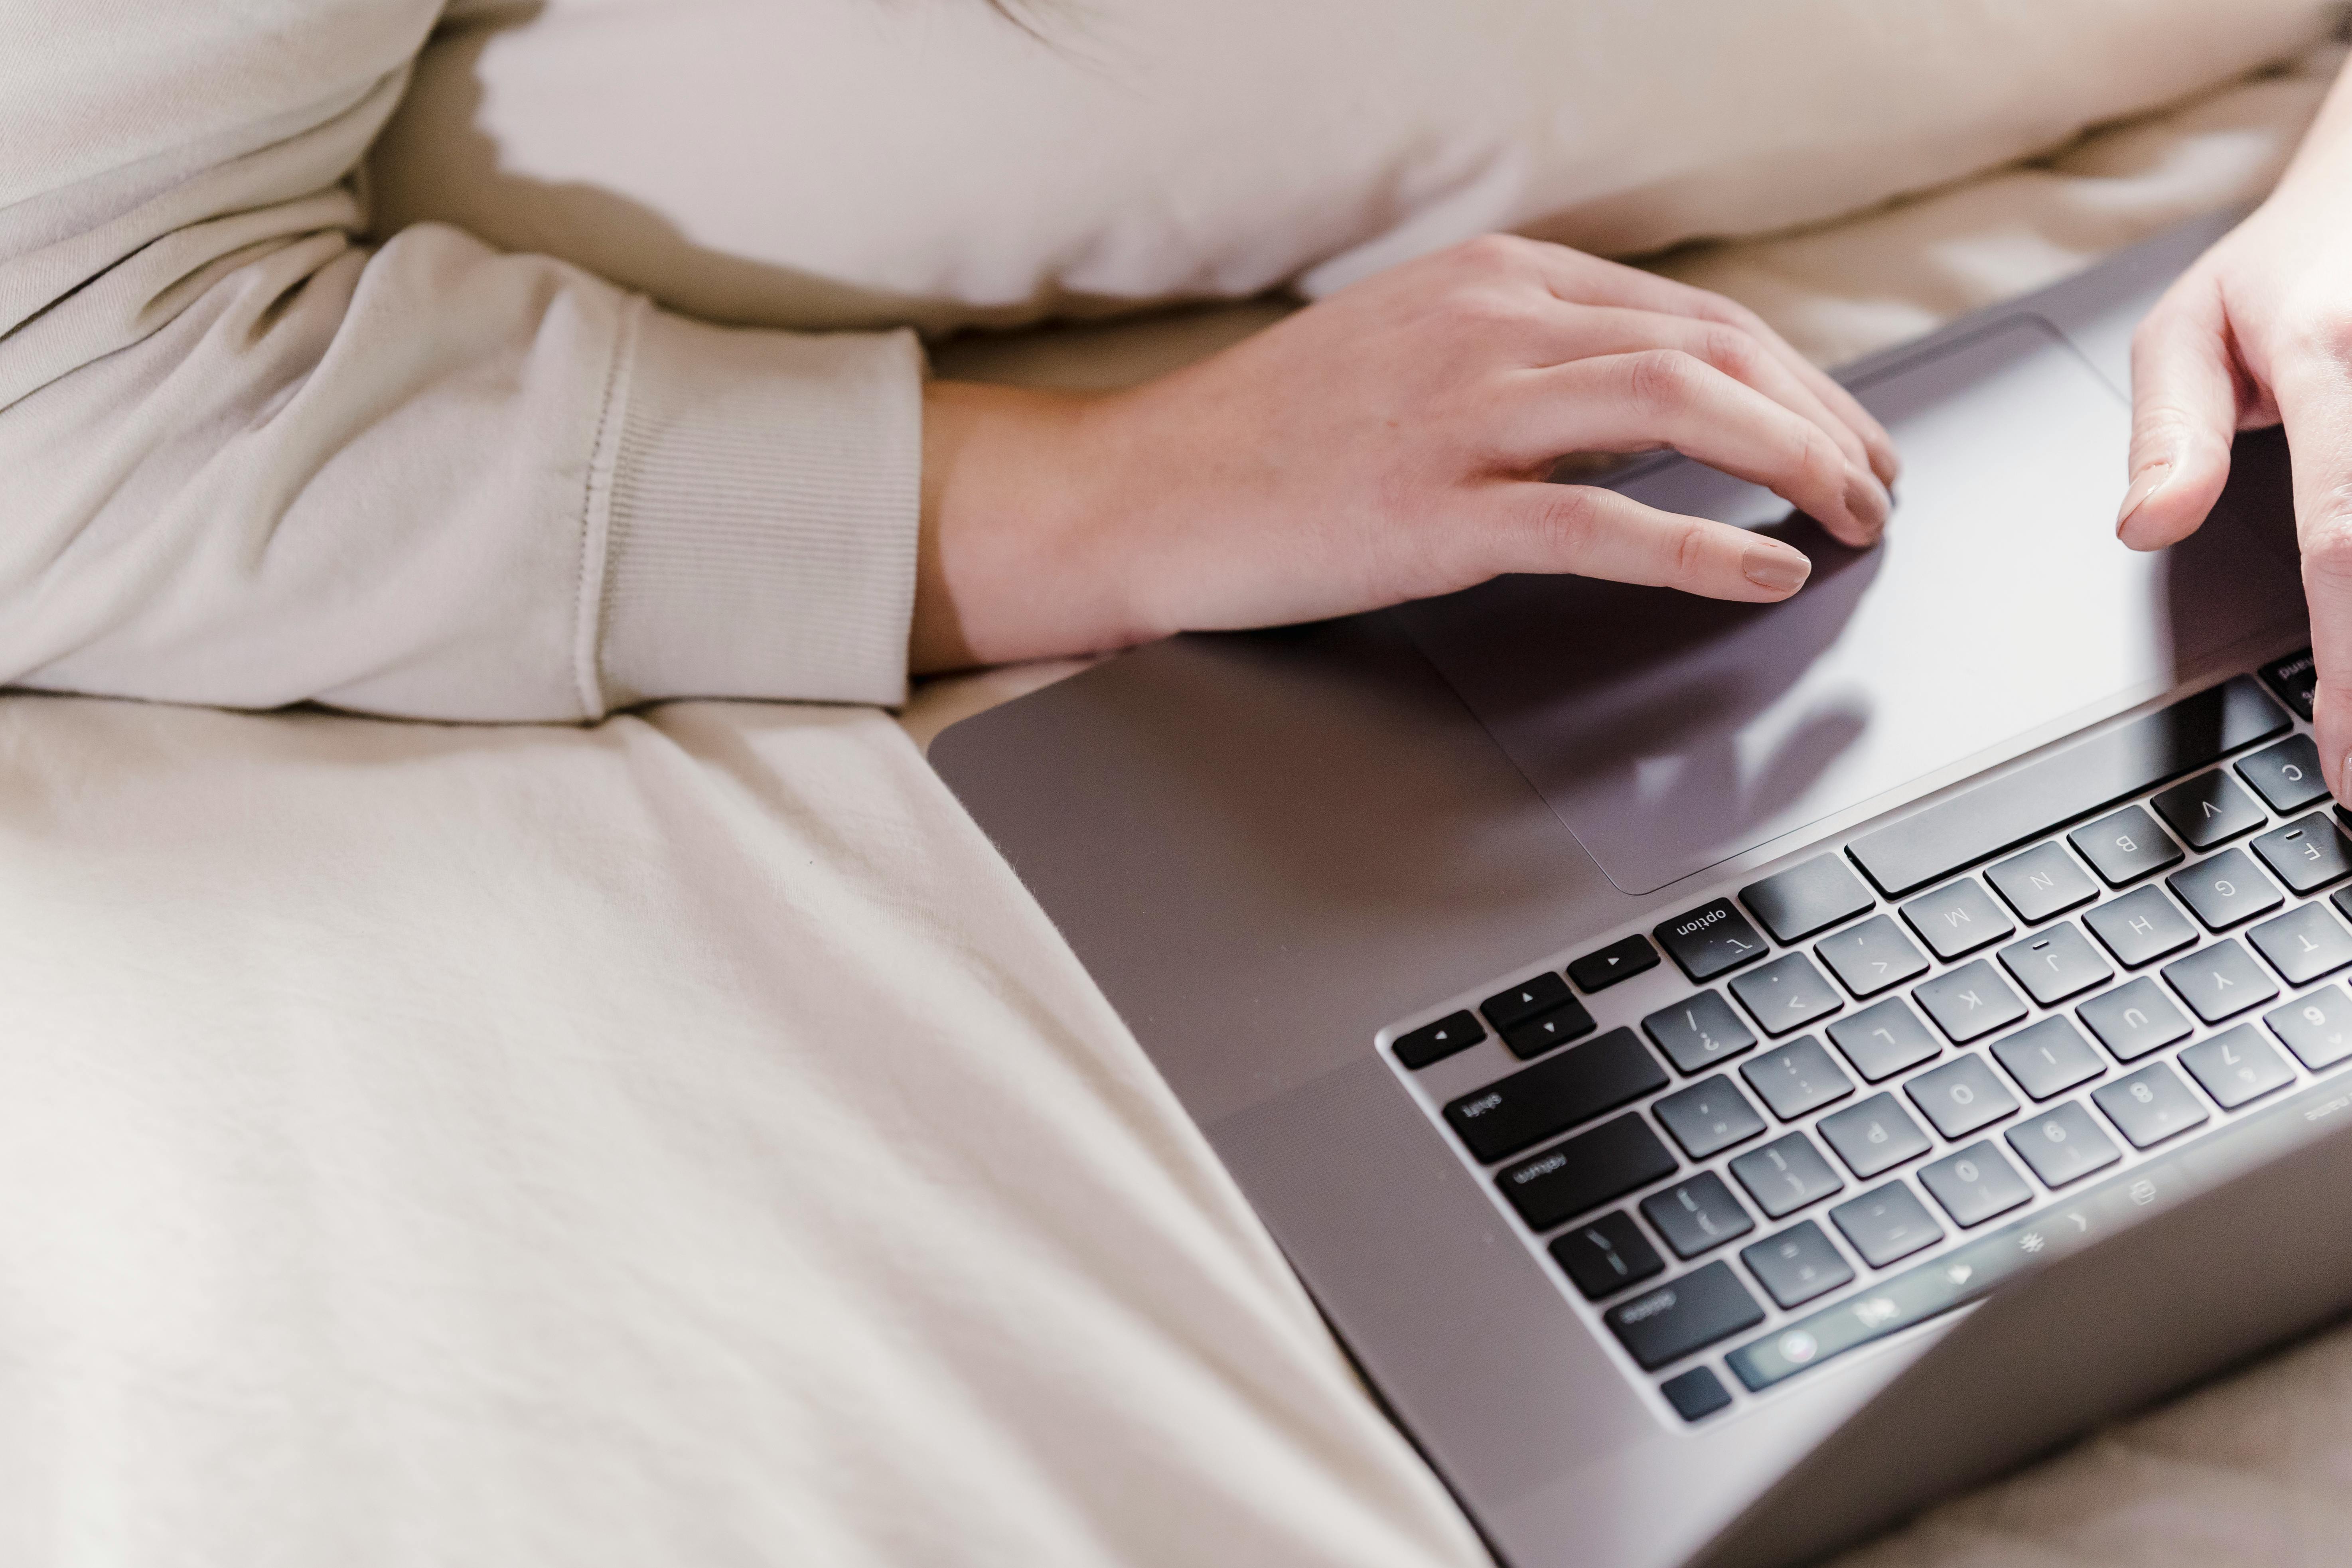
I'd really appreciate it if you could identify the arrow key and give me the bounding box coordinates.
[1568,934,1661,994]
[1393,1010,1483,1070]
[1480,971,1575,1032]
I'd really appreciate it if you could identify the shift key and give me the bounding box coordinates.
[1444,1028,1669,1163]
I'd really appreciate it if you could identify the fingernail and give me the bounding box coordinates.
[2115,460,2172,538]
[2338,749,2352,808]
[1742,542,1811,595]
[1844,466,1891,537]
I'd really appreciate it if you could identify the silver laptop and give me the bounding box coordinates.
[930,210,2352,1568]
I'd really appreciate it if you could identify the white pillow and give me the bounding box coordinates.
[369,0,2338,335]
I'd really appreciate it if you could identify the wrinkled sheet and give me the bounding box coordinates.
[0,694,1482,1568]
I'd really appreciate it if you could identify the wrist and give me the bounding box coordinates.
[914,380,1142,672]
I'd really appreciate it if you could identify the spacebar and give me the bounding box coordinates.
[1847,675,2288,897]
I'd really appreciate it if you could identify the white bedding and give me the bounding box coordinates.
[16,30,2352,1568]
[0,694,1478,1567]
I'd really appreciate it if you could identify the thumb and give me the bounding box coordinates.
[2118,272,2242,552]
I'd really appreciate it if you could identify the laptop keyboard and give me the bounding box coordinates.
[1383,650,2352,1425]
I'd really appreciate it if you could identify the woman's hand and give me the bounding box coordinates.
[2119,60,2352,797]
[914,234,1897,672]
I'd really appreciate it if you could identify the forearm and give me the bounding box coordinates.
[2276,48,2352,193]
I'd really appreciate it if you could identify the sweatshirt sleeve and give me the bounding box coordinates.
[0,2,923,723]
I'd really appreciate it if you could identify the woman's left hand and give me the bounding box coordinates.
[2119,57,2352,799]
[914,233,1897,674]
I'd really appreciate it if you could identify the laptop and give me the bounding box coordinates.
[928,209,2352,1568]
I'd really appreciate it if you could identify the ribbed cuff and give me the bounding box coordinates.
[589,304,923,712]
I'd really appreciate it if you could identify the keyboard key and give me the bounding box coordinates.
[1991,1016,2107,1099]
[1740,1220,1855,1308]
[1728,952,1844,1037]
[1996,921,2114,1006]
[1830,1182,1944,1268]
[1496,1113,1680,1230]
[1549,1211,1666,1300]
[2151,770,2268,850]
[1741,855,1875,943]
[2082,884,2199,968]
[1659,1365,1734,1423]
[2238,732,2331,813]
[1900,878,2015,961]
[1914,959,2030,1043]
[1847,675,2287,896]
[2265,984,2352,1070]
[1642,1172,1757,1258]
[1721,1133,1844,1222]
[2252,813,2352,894]
[2068,805,2184,887]
[2161,938,2279,1024]
[1817,1093,1933,1179]
[1568,934,1659,994]
[1642,991,1758,1075]
[2178,1024,2297,1110]
[2092,1061,2210,1148]
[2077,976,2195,1061]
[2167,848,2285,930]
[1903,1052,2021,1139]
[2259,647,2317,722]
[1604,1261,1766,1371]
[1918,1141,2034,1227]
[1815,914,1931,998]
[2249,902,2352,986]
[1654,1076,1767,1160]
[1502,999,1597,1059]
[2005,1101,2122,1187]
[1394,1010,1482,1069]
[1827,996,1944,1082]
[1482,972,1575,1032]
[1442,1029,1672,1162]
[1985,842,2099,925]
[1728,1131,1846,1219]
[1740,1035,1855,1120]
[1654,899,1770,982]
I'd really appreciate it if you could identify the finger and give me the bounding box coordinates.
[2117,272,2240,552]
[1476,481,1814,602]
[1515,242,1902,487]
[2273,351,2352,801]
[1500,350,1889,546]
[1523,304,1876,478]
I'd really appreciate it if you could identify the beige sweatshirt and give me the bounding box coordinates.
[1,0,923,722]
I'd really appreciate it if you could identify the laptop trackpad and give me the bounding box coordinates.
[1395,316,2305,897]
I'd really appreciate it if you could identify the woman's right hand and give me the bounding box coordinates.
[914,233,1898,672]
